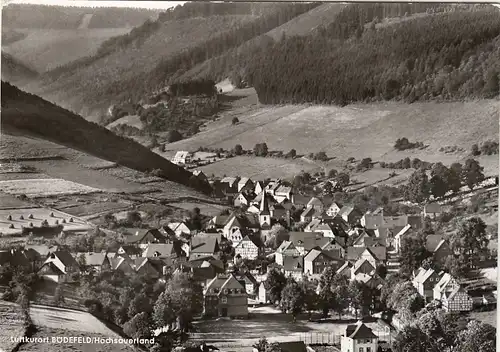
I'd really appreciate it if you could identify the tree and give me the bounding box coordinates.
[314,151,328,161]
[233,144,243,155]
[393,325,440,352]
[318,267,350,319]
[387,281,425,324]
[429,175,448,199]
[128,293,152,319]
[126,211,142,226]
[448,217,488,274]
[265,224,287,249]
[375,264,387,279]
[232,117,239,125]
[471,143,480,156]
[328,169,338,179]
[455,320,496,352]
[348,280,372,318]
[402,157,411,169]
[461,159,485,190]
[264,269,287,304]
[254,143,269,157]
[253,338,282,352]
[448,163,463,193]
[279,279,305,319]
[301,279,318,320]
[286,149,297,158]
[167,130,183,143]
[403,169,430,203]
[123,312,152,340]
[336,173,350,187]
[400,234,432,275]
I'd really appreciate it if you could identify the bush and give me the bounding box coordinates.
[471,143,481,156]
[313,151,328,161]
[357,158,373,171]
[286,149,297,158]
[233,144,243,155]
[232,117,239,125]
[254,143,269,157]
[480,140,499,155]
[167,130,183,143]
[394,137,424,151]
[379,162,386,168]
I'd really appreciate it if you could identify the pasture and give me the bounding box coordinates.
[169,99,499,178]
[2,28,132,72]
[199,156,319,180]
[0,178,101,197]
[0,300,25,352]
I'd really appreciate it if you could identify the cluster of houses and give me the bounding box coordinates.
[1,178,496,326]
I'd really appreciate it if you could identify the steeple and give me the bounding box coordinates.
[260,192,270,215]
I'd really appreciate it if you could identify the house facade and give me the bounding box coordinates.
[442,287,473,312]
[234,236,262,260]
[341,322,379,352]
[203,274,248,318]
[304,249,343,276]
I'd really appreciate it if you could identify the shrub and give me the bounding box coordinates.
[394,137,424,151]
[232,117,239,125]
[286,149,297,158]
[313,151,328,161]
[471,143,481,156]
[167,130,183,143]
[480,140,499,155]
[233,144,243,155]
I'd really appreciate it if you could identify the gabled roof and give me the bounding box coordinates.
[49,251,78,268]
[142,243,180,258]
[260,192,271,215]
[220,177,239,187]
[283,256,303,272]
[276,341,307,352]
[167,222,191,234]
[210,215,229,227]
[301,206,316,218]
[275,185,292,195]
[238,177,252,186]
[338,205,360,218]
[446,286,469,300]
[77,252,109,266]
[124,228,166,244]
[353,258,375,274]
[205,273,245,294]
[307,197,323,208]
[304,249,341,263]
[39,262,64,276]
[191,236,219,254]
[24,244,58,257]
[224,214,242,229]
[336,261,353,275]
[346,322,378,339]
[394,224,412,238]
[426,235,447,253]
[235,235,262,249]
[277,240,297,253]
[346,246,386,261]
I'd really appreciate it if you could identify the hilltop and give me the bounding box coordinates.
[1,82,211,195]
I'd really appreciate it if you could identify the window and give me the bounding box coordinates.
[221,297,227,303]
[358,348,364,352]
[367,348,372,352]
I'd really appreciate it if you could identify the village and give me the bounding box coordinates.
[0,158,497,352]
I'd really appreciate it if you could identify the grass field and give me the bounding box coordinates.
[198,155,320,180]
[169,98,499,177]
[469,310,497,327]
[0,300,25,352]
[0,179,101,197]
[57,201,131,217]
[2,28,132,72]
[169,202,226,217]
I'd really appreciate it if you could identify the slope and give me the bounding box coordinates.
[1,81,211,195]
[1,51,38,85]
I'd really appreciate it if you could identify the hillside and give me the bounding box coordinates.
[1,82,211,195]
[1,52,38,85]
[25,3,318,118]
[165,93,499,177]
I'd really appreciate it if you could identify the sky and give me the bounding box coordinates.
[4,0,187,9]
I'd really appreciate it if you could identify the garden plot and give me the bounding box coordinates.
[0,178,101,197]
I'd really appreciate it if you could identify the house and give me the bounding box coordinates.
[361,208,384,229]
[412,267,444,303]
[426,234,452,265]
[274,186,293,202]
[38,262,66,282]
[172,151,191,165]
[220,176,240,195]
[254,181,264,195]
[288,231,324,255]
[124,228,167,249]
[300,206,317,223]
[193,170,208,183]
[351,258,376,280]
[441,286,473,312]
[341,321,379,352]
[423,203,442,218]
[110,257,135,275]
[304,249,343,276]
[283,256,304,281]
[134,257,163,278]
[142,243,185,259]
[76,252,111,273]
[326,202,342,217]
[253,341,308,352]
[0,249,31,269]
[338,206,363,226]
[234,271,258,297]
[336,261,353,278]
[234,192,250,208]
[346,247,386,267]
[265,180,281,197]
[306,197,324,211]
[166,222,191,237]
[292,194,310,209]
[44,251,79,275]
[116,245,141,259]
[207,215,229,232]
[352,231,384,248]
[190,236,220,260]
[394,224,412,253]
[228,228,246,247]
[433,273,461,301]
[23,244,58,268]
[203,273,248,318]
[275,241,300,266]
[234,235,262,260]
[237,177,254,193]
[223,214,243,238]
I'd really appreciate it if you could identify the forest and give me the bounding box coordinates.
[246,6,500,104]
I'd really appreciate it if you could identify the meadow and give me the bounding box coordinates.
[0,300,25,352]
[0,179,101,197]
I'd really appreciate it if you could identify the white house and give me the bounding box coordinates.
[341,321,378,352]
[325,202,342,217]
[234,235,262,260]
[394,224,412,253]
[442,287,473,312]
[274,186,293,203]
[172,151,191,165]
[433,273,460,301]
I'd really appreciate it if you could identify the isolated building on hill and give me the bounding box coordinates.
[172,151,191,165]
[38,262,66,283]
[341,321,378,352]
[44,250,79,274]
[203,273,248,318]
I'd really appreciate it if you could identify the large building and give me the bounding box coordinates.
[203,273,248,318]
[341,321,378,352]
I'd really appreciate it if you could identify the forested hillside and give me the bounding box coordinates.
[2,4,160,29]
[247,5,500,104]
[31,2,319,116]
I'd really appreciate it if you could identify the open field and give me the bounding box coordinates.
[0,207,94,235]
[0,300,25,352]
[199,156,320,180]
[2,28,132,72]
[0,193,39,210]
[57,201,131,217]
[0,178,101,197]
[168,98,499,179]
[169,202,226,217]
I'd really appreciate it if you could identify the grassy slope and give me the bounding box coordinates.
[2,28,132,73]
[0,82,210,197]
[1,51,38,85]
[168,89,499,178]
[27,15,258,118]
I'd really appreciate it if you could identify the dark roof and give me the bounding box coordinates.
[51,251,79,268]
[124,228,166,244]
[426,235,447,252]
[288,232,324,251]
[347,246,386,261]
[346,322,378,339]
[277,341,307,352]
[191,236,219,254]
[283,256,303,272]
[211,215,229,227]
[39,262,64,276]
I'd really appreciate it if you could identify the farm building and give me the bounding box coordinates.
[423,203,442,218]
[172,151,192,165]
